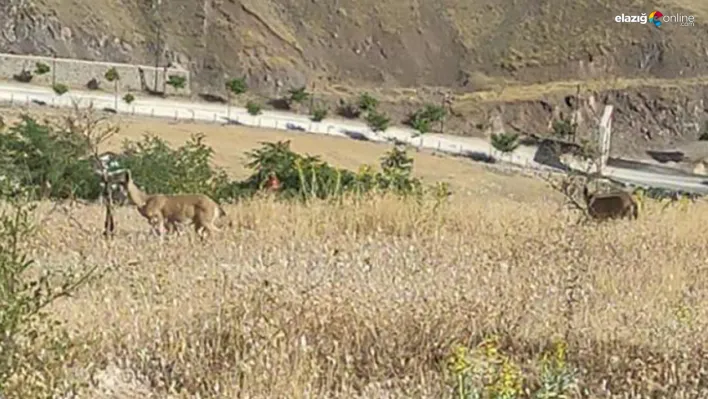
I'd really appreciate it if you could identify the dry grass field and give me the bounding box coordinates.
[21,192,708,397]
[4,109,708,397]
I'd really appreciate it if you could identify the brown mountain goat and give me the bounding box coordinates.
[582,185,638,221]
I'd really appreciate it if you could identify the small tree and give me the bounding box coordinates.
[246,100,262,116]
[490,132,520,160]
[166,75,187,93]
[34,62,50,76]
[421,104,446,131]
[34,61,51,88]
[123,93,135,107]
[366,110,390,133]
[358,92,379,114]
[52,83,69,96]
[225,77,247,120]
[288,86,309,112]
[552,116,577,141]
[311,107,327,122]
[409,115,431,136]
[407,104,447,134]
[104,67,120,110]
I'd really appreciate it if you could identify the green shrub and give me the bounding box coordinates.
[366,110,391,132]
[52,83,69,96]
[34,62,50,75]
[552,117,576,139]
[123,93,135,104]
[0,186,97,397]
[246,101,262,116]
[406,104,446,135]
[226,77,247,96]
[118,133,246,202]
[311,107,327,122]
[0,115,101,200]
[491,132,520,154]
[288,86,309,105]
[104,67,119,82]
[242,141,423,200]
[0,117,433,204]
[166,75,187,90]
[358,92,379,113]
[408,113,431,136]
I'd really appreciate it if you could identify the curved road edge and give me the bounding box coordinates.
[1,82,707,194]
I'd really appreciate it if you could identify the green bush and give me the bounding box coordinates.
[242,140,423,200]
[408,113,431,135]
[0,115,101,200]
[118,133,246,202]
[52,83,69,96]
[246,101,262,116]
[491,132,520,154]
[0,116,433,204]
[406,104,446,135]
[123,93,135,104]
[226,77,247,96]
[552,117,576,139]
[358,92,379,113]
[288,86,309,105]
[311,107,327,122]
[0,186,96,397]
[34,62,50,75]
[166,75,187,90]
[366,110,391,132]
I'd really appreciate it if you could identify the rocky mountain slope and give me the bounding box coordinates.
[1,0,707,156]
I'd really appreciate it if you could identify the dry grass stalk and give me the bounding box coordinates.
[14,192,707,397]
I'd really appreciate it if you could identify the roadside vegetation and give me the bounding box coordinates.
[0,108,706,397]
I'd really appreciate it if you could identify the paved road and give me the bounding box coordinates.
[1,82,707,194]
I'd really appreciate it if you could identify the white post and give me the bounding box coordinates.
[598,105,613,175]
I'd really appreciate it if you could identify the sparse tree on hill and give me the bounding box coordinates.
[409,115,431,137]
[225,77,247,121]
[52,83,69,97]
[35,61,50,80]
[358,92,379,114]
[166,75,187,95]
[288,86,310,113]
[311,107,327,122]
[490,132,519,160]
[407,104,447,136]
[366,110,390,133]
[123,93,135,112]
[104,67,120,110]
[246,100,262,116]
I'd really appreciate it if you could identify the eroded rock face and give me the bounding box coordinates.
[453,87,708,158]
[1,0,706,158]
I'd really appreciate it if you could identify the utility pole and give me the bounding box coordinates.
[153,0,162,92]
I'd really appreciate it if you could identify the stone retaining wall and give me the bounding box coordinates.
[0,53,190,96]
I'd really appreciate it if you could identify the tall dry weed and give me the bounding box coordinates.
[17,194,708,397]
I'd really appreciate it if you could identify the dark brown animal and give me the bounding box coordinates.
[583,186,638,221]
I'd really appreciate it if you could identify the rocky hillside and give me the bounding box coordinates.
[1,0,707,155]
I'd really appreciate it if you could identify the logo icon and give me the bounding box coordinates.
[649,10,663,27]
